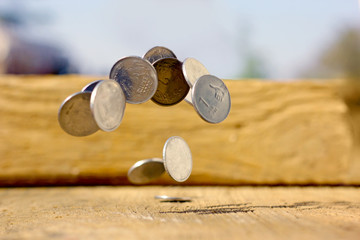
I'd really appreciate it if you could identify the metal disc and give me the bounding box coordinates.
[192,75,231,124]
[154,195,192,202]
[163,136,192,182]
[143,46,177,64]
[90,79,126,132]
[182,57,210,104]
[109,56,158,104]
[58,92,99,136]
[81,80,102,92]
[151,58,190,106]
[127,158,165,184]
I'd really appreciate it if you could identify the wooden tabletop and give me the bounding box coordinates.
[1,186,359,239]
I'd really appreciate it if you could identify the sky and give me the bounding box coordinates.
[0,0,359,80]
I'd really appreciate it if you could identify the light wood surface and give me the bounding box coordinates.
[0,75,359,185]
[1,186,359,239]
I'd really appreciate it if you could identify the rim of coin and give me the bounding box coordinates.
[143,46,177,64]
[90,79,126,132]
[127,158,165,184]
[162,136,192,182]
[182,57,210,104]
[81,80,102,92]
[58,91,99,137]
[151,57,190,106]
[191,74,231,124]
[154,195,192,202]
[109,56,158,104]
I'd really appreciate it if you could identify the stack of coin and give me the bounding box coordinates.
[58,46,231,137]
[127,136,192,184]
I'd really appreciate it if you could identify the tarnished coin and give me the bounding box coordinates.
[81,80,101,92]
[127,158,165,184]
[154,195,192,202]
[151,58,190,106]
[163,136,192,182]
[192,75,231,124]
[182,57,210,104]
[58,92,99,136]
[143,46,177,64]
[90,79,126,132]
[109,56,158,104]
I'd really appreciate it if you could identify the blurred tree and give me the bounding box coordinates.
[240,52,268,79]
[300,27,360,79]
[236,24,269,79]
[322,27,360,79]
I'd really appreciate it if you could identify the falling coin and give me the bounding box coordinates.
[81,80,102,92]
[151,58,190,106]
[163,136,192,182]
[143,46,177,64]
[192,75,231,124]
[109,56,158,104]
[90,79,126,132]
[58,92,99,136]
[127,158,165,184]
[182,57,210,104]
[154,195,192,202]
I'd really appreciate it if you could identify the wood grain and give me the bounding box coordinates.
[1,186,360,239]
[0,75,358,185]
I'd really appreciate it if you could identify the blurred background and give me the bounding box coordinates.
[0,0,359,80]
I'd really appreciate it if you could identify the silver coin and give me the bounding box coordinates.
[182,58,210,104]
[192,75,231,124]
[90,79,126,132]
[127,158,165,184]
[143,46,177,64]
[81,80,101,92]
[154,195,192,202]
[109,56,158,104]
[58,92,99,136]
[163,136,192,182]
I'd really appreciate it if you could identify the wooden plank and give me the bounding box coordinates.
[0,75,358,185]
[1,186,359,239]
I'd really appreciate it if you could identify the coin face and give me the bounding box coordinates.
[192,75,231,124]
[151,58,190,106]
[163,136,192,182]
[143,46,177,64]
[109,56,158,104]
[81,80,101,92]
[58,92,99,136]
[127,158,165,184]
[90,80,126,132]
[182,58,210,104]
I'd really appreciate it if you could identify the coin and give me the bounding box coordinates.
[109,56,158,104]
[182,57,210,104]
[58,92,99,136]
[90,79,126,132]
[81,80,101,92]
[154,195,192,202]
[143,46,177,64]
[192,75,231,124]
[127,158,165,184]
[151,58,190,106]
[163,136,192,182]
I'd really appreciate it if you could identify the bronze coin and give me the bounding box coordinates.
[151,58,189,106]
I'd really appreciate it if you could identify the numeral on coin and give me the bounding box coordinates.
[199,97,217,115]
